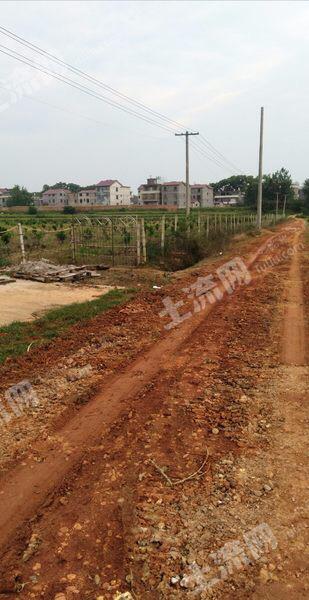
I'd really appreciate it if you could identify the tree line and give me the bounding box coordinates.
[4,171,309,214]
[210,168,309,213]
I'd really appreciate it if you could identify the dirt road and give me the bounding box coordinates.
[0,219,307,599]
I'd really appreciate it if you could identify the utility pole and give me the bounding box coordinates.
[257,107,264,229]
[283,194,287,216]
[175,130,199,217]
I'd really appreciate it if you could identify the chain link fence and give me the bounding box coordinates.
[0,212,280,268]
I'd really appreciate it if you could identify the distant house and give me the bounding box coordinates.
[76,188,97,206]
[214,193,244,207]
[161,181,186,208]
[291,182,301,200]
[96,180,131,206]
[0,188,11,207]
[39,188,76,206]
[138,177,162,206]
[191,184,214,208]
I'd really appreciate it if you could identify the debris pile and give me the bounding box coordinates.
[12,259,103,283]
[0,275,16,285]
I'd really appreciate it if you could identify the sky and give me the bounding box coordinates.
[0,0,308,192]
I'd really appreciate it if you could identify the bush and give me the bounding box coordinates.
[63,206,76,214]
[28,205,38,215]
[56,231,67,243]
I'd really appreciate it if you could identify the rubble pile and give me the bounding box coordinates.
[12,259,103,283]
[0,275,16,285]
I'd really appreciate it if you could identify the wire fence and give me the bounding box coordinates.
[0,212,281,268]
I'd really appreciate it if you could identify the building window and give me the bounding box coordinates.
[116,195,118,200]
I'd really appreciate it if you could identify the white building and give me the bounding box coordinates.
[161,181,186,208]
[214,193,244,207]
[191,184,214,207]
[96,180,131,206]
[0,188,11,207]
[76,188,97,206]
[39,188,76,206]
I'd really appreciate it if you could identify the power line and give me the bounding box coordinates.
[0,43,237,173]
[0,44,177,134]
[0,82,166,140]
[198,134,243,173]
[0,25,243,175]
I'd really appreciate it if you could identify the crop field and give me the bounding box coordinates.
[0,210,280,269]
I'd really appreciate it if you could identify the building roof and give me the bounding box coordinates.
[42,188,68,195]
[191,184,212,189]
[97,179,120,187]
[163,181,185,186]
[0,188,9,195]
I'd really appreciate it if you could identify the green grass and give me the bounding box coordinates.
[0,287,135,364]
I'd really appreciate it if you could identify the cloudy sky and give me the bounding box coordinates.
[0,0,308,192]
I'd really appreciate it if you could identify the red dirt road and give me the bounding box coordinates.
[0,219,307,599]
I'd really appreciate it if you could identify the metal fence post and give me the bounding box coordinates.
[18,223,26,263]
[161,215,165,254]
[198,212,201,234]
[111,218,115,266]
[136,218,141,265]
[141,217,147,263]
[71,221,76,263]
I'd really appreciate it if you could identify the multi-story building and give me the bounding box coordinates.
[161,181,186,208]
[191,184,214,208]
[96,180,131,206]
[75,188,97,206]
[292,182,301,200]
[214,192,244,207]
[39,188,76,206]
[138,177,162,206]
[0,188,11,207]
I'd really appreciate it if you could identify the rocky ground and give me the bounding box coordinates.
[0,219,307,600]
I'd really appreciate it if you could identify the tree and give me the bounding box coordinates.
[67,183,81,192]
[7,185,32,206]
[210,175,255,195]
[244,168,294,212]
[303,179,309,213]
[42,182,82,192]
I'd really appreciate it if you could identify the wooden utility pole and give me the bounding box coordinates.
[175,130,199,217]
[257,107,264,229]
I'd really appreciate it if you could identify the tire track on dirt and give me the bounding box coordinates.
[0,229,286,556]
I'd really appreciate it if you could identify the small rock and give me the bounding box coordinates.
[212,428,219,435]
[263,484,272,493]
[67,574,77,582]
[170,575,180,585]
[259,567,270,583]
